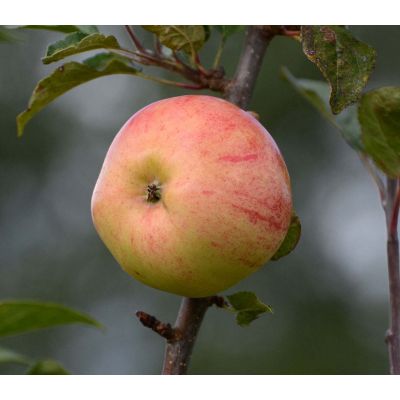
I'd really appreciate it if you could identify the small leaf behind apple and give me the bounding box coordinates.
[271,210,301,261]
[226,291,273,327]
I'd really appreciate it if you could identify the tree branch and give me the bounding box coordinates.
[384,177,400,374]
[161,298,211,374]
[224,26,274,108]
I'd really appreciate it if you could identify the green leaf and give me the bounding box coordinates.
[20,25,98,34]
[282,67,363,150]
[143,25,207,54]
[215,25,244,40]
[0,26,18,42]
[43,32,121,64]
[28,359,69,375]
[301,25,376,114]
[226,292,273,327]
[0,300,101,337]
[358,87,400,177]
[17,53,139,136]
[0,347,31,365]
[271,211,301,261]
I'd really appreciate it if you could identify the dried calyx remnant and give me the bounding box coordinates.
[147,180,162,203]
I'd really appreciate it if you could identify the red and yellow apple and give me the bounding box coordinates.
[91,95,292,297]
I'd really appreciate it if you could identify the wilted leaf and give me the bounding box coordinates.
[143,25,207,54]
[0,347,31,365]
[0,300,101,337]
[226,291,272,327]
[43,32,121,64]
[17,53,139,136]
[20,25,98,34]
[358,87,400,177]
[301,25,376,114]
[28,359,69,375]
[271,211,301,261]
[282,67,363,150]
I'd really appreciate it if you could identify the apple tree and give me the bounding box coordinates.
[1,25,399,375]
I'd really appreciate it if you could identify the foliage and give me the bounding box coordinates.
[6,24,399,374]
[301,25,376,114]
[17,53,139,136]
[359,87,400,177]
[43,32,121,64]
[0,300,101,337]
[226,292,273,327]
[28,360,69,375]
[143,25,208,55]
[282,67,363,150]
[271,212,302,261]
[0,300,101,374]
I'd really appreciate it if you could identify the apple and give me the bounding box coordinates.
[91,95,292,297]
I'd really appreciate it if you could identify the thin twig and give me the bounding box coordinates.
[359,153,386,204]
[213,36,225,70]
[125,25,146,53]
[137,71,205,90]
[136,311,178,341]
[384,177,400,374]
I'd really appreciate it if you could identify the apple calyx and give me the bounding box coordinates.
[147,180,162,203]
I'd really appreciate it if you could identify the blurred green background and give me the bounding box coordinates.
[0,26,399,374]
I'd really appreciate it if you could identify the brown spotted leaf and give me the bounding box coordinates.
[301,26,376,114]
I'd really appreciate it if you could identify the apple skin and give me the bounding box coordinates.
[91,95,292,297]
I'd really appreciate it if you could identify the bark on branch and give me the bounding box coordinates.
[384,177,400,374]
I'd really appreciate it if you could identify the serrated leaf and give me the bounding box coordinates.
[17,53,139,136]
[43,32,121,64]
[282,67,363,150]
[215,25,244,40]
[0,300,101,337]
[143,25,206,54]
[271,211,301,261]
[301,25,376,114]
[226,292,272,327]
[0,347,31,365]
[20,25,98,34]
[358,87,400,177]
[28,359,69,375]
